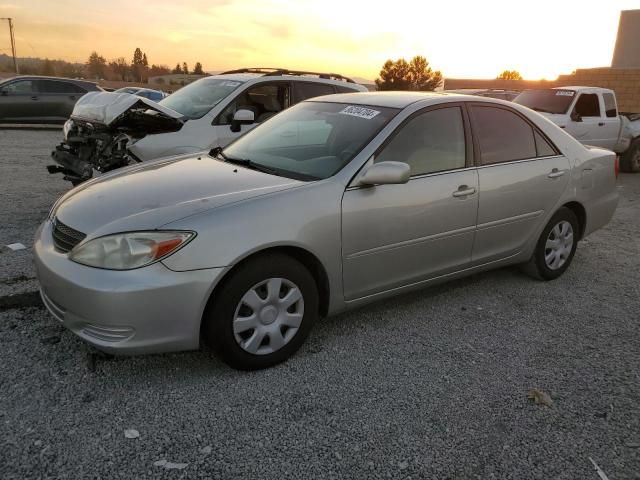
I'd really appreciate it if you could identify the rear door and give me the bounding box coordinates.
[469,104,570,264]
[34,80,86,120]
[342,104,478,300]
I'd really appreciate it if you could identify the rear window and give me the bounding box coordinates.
[36,80,85,94]
[470,106,536,165]
[513,89,575,114]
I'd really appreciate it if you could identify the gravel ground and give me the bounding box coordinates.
[1,129,639,479]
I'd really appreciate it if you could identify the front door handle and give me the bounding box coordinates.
[548,168,565,179]
[452,186,476,198]
[598,122,605,126]
[31,95,39,101]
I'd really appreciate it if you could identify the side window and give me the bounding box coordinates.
[335,85,359,94]
[216,83,290,125]
[602,93,617,118]
[573,94,600,117]
[375,107,466,176]
[534,130,557,157]
[471,106,536,165]
[294,82,335,103]
[4,80,34,94]
[36,80,85,94]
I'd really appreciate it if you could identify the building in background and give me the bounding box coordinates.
[612,10,640,68]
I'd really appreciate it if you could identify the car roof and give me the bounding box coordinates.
[0,75,99,88]
[553,86,615,94]
[207,73,366,91]
[306,91,482,109]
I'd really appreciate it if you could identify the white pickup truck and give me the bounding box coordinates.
[514,86,640,172]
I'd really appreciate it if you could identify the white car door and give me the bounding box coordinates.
[599,92,622,151]
[565,93,607,148]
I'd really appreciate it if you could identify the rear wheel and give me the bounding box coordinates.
[523,207,579,281]
[620,138,640,173]
[203,253,318,370]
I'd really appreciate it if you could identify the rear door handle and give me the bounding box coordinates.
[452,186,476,198]
[598,122,605,126]
[548,168,565,179]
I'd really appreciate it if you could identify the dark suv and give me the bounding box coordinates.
[0,76,102,124]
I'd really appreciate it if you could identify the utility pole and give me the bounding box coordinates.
[1,17,18,74]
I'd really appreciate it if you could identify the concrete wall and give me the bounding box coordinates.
[612,10,640,68]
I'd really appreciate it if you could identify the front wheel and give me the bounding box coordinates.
[203,253,318,370]
[620,138,640,173]
[523,207,579,281]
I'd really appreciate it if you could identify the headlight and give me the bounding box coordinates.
[63,119,73,141]
[69,231,195,270]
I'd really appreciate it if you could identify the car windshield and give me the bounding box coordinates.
[220,101,399,181]
[513,89,576,114]
[159,78,244,119]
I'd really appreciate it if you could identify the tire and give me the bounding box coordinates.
[523,207,579,281]
[203,253,318,370]
[620,138,640,173]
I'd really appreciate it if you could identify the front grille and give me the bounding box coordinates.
[52,218,86,253]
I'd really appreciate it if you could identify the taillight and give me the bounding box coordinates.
[614,156,620,179]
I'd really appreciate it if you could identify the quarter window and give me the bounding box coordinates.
[375,107,466,176]
[294,82,335,102]
[603,93,617,118]
[573,94,600,117]
[534,131,557,157]
[471,106,536,165]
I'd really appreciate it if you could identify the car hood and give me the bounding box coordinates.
[70,91,184,133]
[53,155,303,238]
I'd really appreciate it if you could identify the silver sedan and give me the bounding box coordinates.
[35,92,619,369]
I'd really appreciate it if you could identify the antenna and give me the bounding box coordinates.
[0,17,18,74]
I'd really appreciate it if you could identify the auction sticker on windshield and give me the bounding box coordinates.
[339,106,380,120]
[555,90,575,96]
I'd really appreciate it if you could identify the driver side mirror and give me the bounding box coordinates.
[230,109,255,133]
[570,110,582,122]
[358,161,410,186]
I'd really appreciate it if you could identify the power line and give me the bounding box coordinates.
[0,18,18,73]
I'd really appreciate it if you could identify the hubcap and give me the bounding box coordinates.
[232,278,304,355]
[544,220,574,270]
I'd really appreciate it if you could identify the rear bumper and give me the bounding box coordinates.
[34,220,223,355]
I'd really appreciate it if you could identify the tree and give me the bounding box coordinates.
[375,55,442,91]
[182,62,189,74]
[131,48,149,82]
[41,58,55,76]
[109,57,129,81]
[172,63,182,74]
[497,70,523,80]
[148,64,171,77]
[86,51,107,79]
[193,62,204,75]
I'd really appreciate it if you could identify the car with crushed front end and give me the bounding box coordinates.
[35,91,619,370]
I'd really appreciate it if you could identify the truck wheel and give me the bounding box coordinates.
[620,138,640,173]
[522,207,579,281]
[203,253,318,370]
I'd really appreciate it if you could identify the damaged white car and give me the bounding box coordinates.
[49,68,367,184]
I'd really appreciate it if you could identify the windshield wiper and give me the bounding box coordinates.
[209,146,278,175]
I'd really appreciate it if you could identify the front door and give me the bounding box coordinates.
[566,92,608,148]
[341,105,478,300]
[213,82,291,148]
[1,79,41,121]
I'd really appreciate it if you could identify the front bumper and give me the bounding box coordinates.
[34,220,223,355]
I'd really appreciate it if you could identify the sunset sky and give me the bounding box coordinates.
[1,0,638,81]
